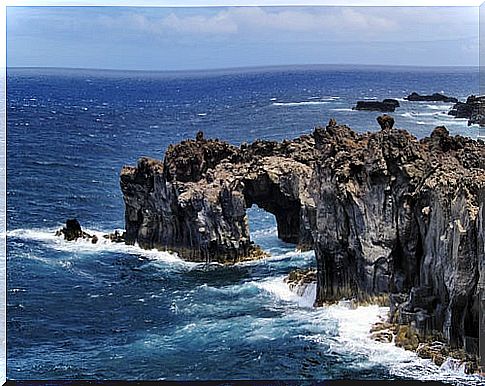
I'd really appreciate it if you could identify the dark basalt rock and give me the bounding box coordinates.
[311,116,484,355]
[405,92,458,103]
[56,219,125,244]
[353,99,400,112]
[121,131,317,263]
[448,95,485,126]
[121,117,484,357]
[56,218,84,241]
[103,230,126,243]
[377,114,395,130]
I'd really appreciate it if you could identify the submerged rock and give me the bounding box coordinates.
[285,268,317,296]
[405,92,458,103]
[353,99,400,112]
[103,230,126,243]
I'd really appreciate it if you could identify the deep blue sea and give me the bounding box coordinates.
[6,65,485,383]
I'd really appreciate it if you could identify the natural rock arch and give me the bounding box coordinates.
[120,132,316,263]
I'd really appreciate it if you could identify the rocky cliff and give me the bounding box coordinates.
[311,118,485,354]
[120,132,316,263]
[120,118,484,355]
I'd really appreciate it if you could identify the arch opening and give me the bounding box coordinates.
[243,175,303,246]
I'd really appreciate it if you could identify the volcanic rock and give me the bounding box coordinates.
[405,92,458,103]
[121,131,317,263]
[353,99,400,112]
[448,95,485,126]
[56,219,88,241]
[311,117,484,356]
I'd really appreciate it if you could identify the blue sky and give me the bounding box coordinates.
[7,6,479,70]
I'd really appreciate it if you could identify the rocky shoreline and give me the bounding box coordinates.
[119,116,484,365]
[370,313,480,374]
[284,267,480,374]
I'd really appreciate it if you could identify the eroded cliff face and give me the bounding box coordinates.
[120,119,484,354]
[120,133,316,263]
[311,120,485,353]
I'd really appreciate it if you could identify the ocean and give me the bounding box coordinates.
[6,65,484,383]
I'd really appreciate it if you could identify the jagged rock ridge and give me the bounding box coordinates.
[120,131,316,263]
[311,119,484,355]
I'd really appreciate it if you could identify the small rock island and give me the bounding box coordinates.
[119,116,484,367]
[352,99,400,112]
[404,92,458,103]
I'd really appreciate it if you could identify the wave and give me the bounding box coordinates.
[331,108,354,112]
[426,104,451,110]
[277,276,484,384]
[7,227,196,268]
[308,96,340,101]
[272,101,330,107]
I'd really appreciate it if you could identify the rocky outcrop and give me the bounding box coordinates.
[370,316,480,373]
[405,92,458,103]
[311,119,485,356]
[120,132,317,263]
[55,219,126,244]
[353,99,400,112]
[448,95,485,126]
[285,268,317,296]
[121,117,484,357]
[55,219,99,243]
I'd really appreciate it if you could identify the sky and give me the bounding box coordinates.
[6,6,480,70]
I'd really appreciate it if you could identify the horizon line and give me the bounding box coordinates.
[7,63,480,74]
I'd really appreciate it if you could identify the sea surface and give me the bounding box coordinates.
[6,65,485,383]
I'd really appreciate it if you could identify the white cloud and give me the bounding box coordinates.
[97,7,401,38]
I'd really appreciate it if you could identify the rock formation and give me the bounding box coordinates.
[120,133,317,263]
[55,219,125,244]
[120,117,484,357]
[448,95,485,126]
[311,119,484,356]
[55,219,98,243]
[353,99,400,112]
[405,92,458,103]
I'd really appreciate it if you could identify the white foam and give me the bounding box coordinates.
[426,104,451,110]
[331,108,354,112]
[308,96,340,101]
[281,279,484,384]
[272,101,329,107]
[7,227,196,268]
[255,276,299,302]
